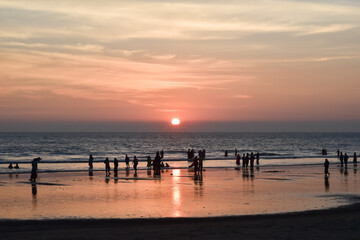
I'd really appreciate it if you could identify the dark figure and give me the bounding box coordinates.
[353,152,357,166]
[336,149,340,156]
[198,154,204,174]
[245,153,249,168]
[14,163,19,169]
[191,149,195,159]
[89,154,93,169]
[125,154,130,168]
[225,150,228,157]
[242,154,246,168]
[187,149,191,159]
[133,156,138,172]
[147,156,152,168]
[339,152,344,167]
[202,149,206,159]
[256,152,260,165]
[189,156,199,175]
[250,152,255,169]
[154,152,161,175]
[344,153,349,167]
[8,163,13,169]
[324,159,330,175]
[235,148,238,157]
[160,149,164,159]
[29,157,41,182]
[236,154,241,166]
[114,158,118,174]
[104,157,111,176]
[165,163,170,167]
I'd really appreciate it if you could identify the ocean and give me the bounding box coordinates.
[0,132,359,174]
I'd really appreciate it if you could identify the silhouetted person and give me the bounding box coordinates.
[147,156,152,168]
[236,154,241,166]
[154,152,161,175]
[8,163,13,169]
[160,162,165,168]
[250,152,255,169]
[242,154,246,168]
[245,153,249,168]
[202,149,206,159]
[324,159,330,175]
[89,154,93,169]
[160,149,164,159]
[353,152,357,166]
[189,156,199,175]
[29,157,41,182]
[336,149,340,157]
[198,153,204,174]
[125,154,130,168]
[165,163,170,167]
[225,150,228,157]
[344,153,349,167]
[191,149,195,159]
[235,148,238,157]
[133,156,138,172]
[114,158,118,175]
[104,157,110,177]
[187,149,191,159]
[256,152,260,165]
[339,152,344,167]
[14,163,19,169]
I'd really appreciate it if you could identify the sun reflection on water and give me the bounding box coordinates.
[172,169,182,217]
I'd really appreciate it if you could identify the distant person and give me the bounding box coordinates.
[125,154,130,168]
[256,152,260,165]
[89,154,93,169]
[114,158,118,174]
[242,154,246,168]
[191,149,195,159]
[198,153,204,174]
[29,157,41,182]
[14,163,19,169]
[8,163,13,169]
[165,163,170,167]
[235,148,238,157]
[344,153,349,167]
[202,149,206,159]
[104,157,111,176]
[160,162,165,168]
[147,156,152,168]
[187,149,191,159]
[133,156,139,172]
[336,149,340,157]
[324,159,330,175]
[353,152,357,166]
[245,153,249,168]
[339,152,344,167]
[154,152,161,175]
[250,152,255,169]
[160,149,164,159]
[224,150,228,157]
[236,154,241,166]
[189,156,199,175]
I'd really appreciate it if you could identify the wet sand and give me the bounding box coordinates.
[0,164,359,239]
[1,202,360,240]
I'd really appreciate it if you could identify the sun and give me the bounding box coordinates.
[171,118,180,125]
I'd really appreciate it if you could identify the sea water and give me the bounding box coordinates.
[0,132,359,174]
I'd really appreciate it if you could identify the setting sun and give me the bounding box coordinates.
[171,118,180,125]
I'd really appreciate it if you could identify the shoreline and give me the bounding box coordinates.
[1,199,360,239]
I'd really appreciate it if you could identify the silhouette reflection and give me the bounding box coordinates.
[324,175,329,191]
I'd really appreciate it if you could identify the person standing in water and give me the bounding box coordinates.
[133,156,139,172]
[104,157,111,176]
[89,154,93,169]
[324,159,330,175]
[114,158,118,175]
[339,152,344,167]
[353,152,358,166]
[147,156,152,168]
[256,152,260,165]
[160,149,164,159]
[236,154,241,166]
[29,157,41,182]
[125,154,130,168]
[344,153,349,167]
[189,156,199,176]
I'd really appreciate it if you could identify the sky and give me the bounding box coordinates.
[0,0,359,131]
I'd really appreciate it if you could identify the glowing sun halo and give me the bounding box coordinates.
[171,118,180,125]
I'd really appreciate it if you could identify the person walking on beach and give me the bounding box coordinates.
[29,157,41,182]
[344,153,349,167]
[353,152,357,166]
[89,154,93,169]
[339,152,344,167]
[133,156,139,172]
[147,156,152,168]
[236,154,241,166]
[114,158,118,175]
[324,159,330,175]
[104,157,111,177]
[125,154,130,168]
[189,156,199,175]
[256,152,260,165]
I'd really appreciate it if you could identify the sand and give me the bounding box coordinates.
[0,164,359,239]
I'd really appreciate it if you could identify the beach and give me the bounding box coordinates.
[0,163,359,239]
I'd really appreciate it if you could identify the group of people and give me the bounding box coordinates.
[336,150,358,167]
[236,152,260,170]
[189,152,204,175]
[187,149,206,159]
[8,163,20,169]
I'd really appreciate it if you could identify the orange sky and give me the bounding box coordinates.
[0,0,359,130]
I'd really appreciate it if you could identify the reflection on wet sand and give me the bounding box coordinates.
[324,175,329,191]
